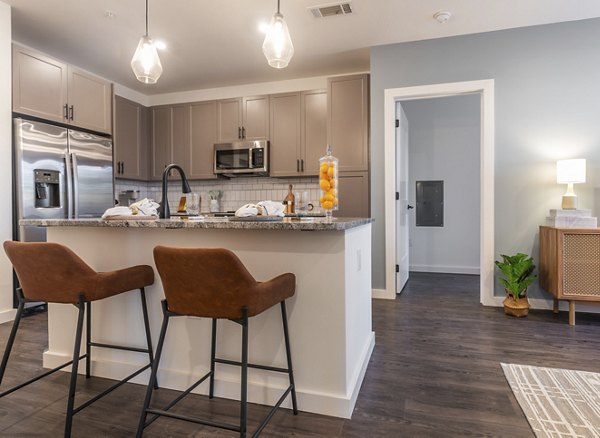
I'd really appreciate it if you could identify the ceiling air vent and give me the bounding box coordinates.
[309,2,353,18]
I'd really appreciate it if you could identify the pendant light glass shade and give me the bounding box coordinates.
[131,0,162,84]
[131,36,163,84]
[262,4,294,69]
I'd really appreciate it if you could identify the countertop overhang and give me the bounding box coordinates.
[21,217,373,231]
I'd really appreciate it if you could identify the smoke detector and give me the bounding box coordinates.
[309,2,353,18]
[433,10,452,24]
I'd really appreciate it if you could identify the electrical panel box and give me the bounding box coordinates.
[416,180,444,227]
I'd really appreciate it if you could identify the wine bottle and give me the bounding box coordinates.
[283,184,295,214]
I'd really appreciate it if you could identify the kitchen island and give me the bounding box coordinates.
[21,217,374,419]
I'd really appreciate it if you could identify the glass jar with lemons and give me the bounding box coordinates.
[319,145,338,221]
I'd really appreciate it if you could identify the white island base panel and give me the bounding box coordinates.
[43,224,374,418]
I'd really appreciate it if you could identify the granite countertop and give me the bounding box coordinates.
[20,217,373,231]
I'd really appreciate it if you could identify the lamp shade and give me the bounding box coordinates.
[262,12,294,69]
[131,36,163,84]
[556,159,586,184]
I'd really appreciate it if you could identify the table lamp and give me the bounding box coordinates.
[556,159,586,210]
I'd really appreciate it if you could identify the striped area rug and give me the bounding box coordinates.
[502,363,600,437]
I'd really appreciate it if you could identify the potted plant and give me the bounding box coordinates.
[495,253,537,317]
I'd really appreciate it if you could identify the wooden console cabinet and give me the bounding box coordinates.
[539,226,600,325]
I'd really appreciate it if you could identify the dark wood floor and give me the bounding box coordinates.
[1,272,600,437]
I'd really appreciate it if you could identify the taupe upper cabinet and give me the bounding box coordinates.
[217,95,269,142]
[270,90,326,177]
[190,101,218,179]
[328,74,369,171]
[151,106,171,180]
[114,96,148,181]
[12,45,113,135]
[270,93,301,177]
[171,104,191,178]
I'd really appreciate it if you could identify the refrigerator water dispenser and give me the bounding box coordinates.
[34,169,60,209]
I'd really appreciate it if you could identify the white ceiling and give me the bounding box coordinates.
[6,0,600,95]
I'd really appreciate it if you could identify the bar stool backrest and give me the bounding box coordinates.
[4,241,97,304]
[153,246,257,319]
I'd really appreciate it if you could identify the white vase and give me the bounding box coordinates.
[209,199,219,212]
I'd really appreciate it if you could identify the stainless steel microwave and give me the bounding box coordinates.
[214,140,269,176]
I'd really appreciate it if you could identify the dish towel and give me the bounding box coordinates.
[235,201,285,217]
[102,198,160,218]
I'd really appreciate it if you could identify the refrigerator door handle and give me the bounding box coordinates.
[65,152,73,219]
[71,153,79,218]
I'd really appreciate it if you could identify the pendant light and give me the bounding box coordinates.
[262,0,294,69]
[131,0,163,84]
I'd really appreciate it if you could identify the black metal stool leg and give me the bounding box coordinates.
[240,307,248,438]
[85,302,91,379]
[0,290,25,385]
[281,301,298,415]
[136,300,170,438]
[209,318,217,398]
[64,295,86,438]
[139,288,158,390]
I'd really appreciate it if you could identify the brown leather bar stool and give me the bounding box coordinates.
[0,241,156,438]
[137,246,298,438]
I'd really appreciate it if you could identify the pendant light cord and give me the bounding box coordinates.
[277,0,280,14]
[145,0,149,36]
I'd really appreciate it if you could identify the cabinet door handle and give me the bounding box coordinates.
[69,105,74,121]
[242,126,246,139]
[238,127,242,139]
[63,104,69,120]
[301,159,304,172]
[297,159,300,172]
[121,162,124,174]
[116,161,120,174]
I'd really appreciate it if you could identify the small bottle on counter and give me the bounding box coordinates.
[283,184,295,214]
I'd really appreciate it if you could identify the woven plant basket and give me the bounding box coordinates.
[503,290,530,317]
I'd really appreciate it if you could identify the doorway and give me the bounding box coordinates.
[381,79,495,305]
[395,95,481,294]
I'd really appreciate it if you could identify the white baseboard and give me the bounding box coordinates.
[372,288,395,300]
[410,265,480,275]
[0,308,16,325]
[42,332,376,419]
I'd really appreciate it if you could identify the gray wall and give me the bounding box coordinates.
[402,95,480,274]
[371,18,600,298]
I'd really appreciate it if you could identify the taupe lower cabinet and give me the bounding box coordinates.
[335,172,369,217]
[328,74,369,171]
[114,96,149,180]
[12,45,112,134]
[217,95,269,142]
[270,90,327,177]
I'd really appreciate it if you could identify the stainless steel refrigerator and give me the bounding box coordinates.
[13,118,114,243]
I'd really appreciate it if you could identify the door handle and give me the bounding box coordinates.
[63,104,69,120]
[71,153,79,218]
[407,204,414,210]
[238,127,242,139]
[297,159,300,172]
[301,159,304,172]
[69,105,74,121]
[242,126,246,139]
[121,161,124,174]
[65,152,73,219]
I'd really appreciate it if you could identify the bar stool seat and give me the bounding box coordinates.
[0,241,156,438]
[137,246,298,438]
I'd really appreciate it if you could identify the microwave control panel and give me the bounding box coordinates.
[252,148,264,168]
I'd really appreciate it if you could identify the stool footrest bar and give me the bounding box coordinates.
[0,354,87,398]
[72,363,152,415]
[145,408,241,432]
[144,370,212,429]
[253,384,294,437]
[89,342,150,354]
[214,357,289,373]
